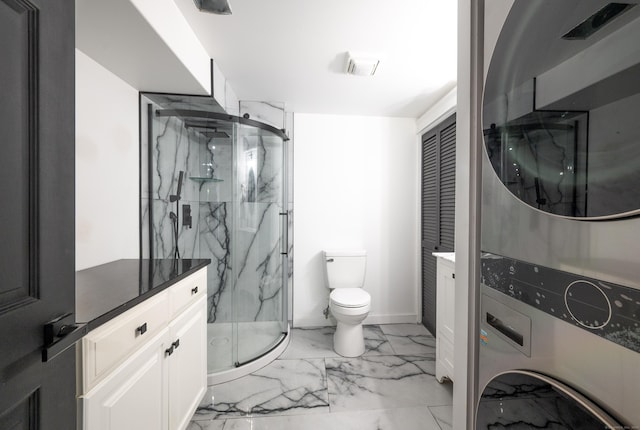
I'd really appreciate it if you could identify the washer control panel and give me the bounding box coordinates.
[481,253,640,353]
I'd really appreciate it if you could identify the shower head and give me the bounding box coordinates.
[183,119,231,139]
[193,0,232,15]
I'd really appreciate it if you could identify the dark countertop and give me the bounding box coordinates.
[76,259,210,331]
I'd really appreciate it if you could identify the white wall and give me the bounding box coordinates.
[76,49,140,270]
[293,113,418,327]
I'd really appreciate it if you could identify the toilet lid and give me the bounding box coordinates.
[330,289,371,308]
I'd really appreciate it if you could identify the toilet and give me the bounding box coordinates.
[323,250,371,357]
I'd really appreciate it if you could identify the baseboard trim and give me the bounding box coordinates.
[293,313,419,328]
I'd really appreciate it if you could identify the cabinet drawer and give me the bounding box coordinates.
[169,268,207,319]
[82,291,169,392]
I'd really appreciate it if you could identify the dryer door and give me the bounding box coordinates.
[476,370,621,429]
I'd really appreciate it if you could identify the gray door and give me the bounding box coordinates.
[421,114,456,334]
[0,0,76,428]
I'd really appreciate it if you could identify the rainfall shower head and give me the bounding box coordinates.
[193,0,232,15]
[183,119,231,139]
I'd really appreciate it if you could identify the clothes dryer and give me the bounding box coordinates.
[479,1,640,427]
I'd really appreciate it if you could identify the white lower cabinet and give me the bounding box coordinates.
[434,254,455,383]
[83,328,170,430]
[168,298,207,430]
[80,268,207,430]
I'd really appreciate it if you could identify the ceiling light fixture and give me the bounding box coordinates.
[345,51,381,76]
[193,0,232,15]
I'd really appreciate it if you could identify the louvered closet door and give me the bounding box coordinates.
[421,114,456,335]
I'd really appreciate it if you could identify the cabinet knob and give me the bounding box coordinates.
[172,339,180,350]
[452,273,455,279]
[165,345,174,356]
[136,323,148,336]
[191,286,198,295]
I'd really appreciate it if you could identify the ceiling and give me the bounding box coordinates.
[174,0,457,118]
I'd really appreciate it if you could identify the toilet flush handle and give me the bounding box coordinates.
[326,258,334,263]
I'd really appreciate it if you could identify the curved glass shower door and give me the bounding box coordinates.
[140,94,289,376]
[233,122,287,366]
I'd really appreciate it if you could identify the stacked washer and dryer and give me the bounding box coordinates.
[478,1,640,428]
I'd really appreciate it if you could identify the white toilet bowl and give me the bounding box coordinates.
[329,288,371,357]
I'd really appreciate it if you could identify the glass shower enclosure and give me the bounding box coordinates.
[140,94,289,376]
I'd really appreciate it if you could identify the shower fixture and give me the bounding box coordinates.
[192,0,232,15]
[169,171,184,260]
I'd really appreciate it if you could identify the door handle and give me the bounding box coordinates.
[279,212,289,256]
[42,313,87,362]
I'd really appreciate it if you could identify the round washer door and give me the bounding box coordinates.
[476,370,622,429]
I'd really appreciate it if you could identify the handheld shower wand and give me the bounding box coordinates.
[169,171,184,260]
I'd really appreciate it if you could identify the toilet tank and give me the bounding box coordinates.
[323,250,367,289]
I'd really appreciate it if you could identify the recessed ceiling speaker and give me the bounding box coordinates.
[193,0,232,15]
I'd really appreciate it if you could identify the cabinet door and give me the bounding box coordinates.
[421,114,456,334]
[436,259,455,382]
[168,296,207,430]
[438,262,455,343]
[82,329,169,430]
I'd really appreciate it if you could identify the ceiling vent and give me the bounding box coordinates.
[345,52,380,76]
[193,0,232,15]
[562,3,635,40]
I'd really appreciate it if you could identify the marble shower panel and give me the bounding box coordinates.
[200,202,233,323]
[234,203,283,322]
[239,101,285,130]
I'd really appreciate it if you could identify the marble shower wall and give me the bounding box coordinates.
[141,96,292,326]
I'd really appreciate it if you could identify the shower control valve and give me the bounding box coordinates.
[182,204,192,229]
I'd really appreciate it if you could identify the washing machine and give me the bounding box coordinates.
[478,0,640,427]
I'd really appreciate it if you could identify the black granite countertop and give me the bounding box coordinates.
[76,259,210,331]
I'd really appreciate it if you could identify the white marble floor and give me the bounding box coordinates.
[189,324,453,430]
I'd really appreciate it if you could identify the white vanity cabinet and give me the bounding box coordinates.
[79,268,207,430]
[433,253,455,383]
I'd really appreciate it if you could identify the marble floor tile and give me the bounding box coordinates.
[194,358,329,420]
[190,406,443,430]
[380,323,436,355]
[429,405,453,430]
[278,327,340,359]
[362,325,395,355]
[326,355,453,412]
[187,419,250,430]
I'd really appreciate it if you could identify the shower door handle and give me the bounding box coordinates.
[279,212,288,256]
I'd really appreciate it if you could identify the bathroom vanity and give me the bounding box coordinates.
[75,259,209,430]
[433,252,455,383]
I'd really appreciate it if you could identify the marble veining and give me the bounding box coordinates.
[142,96,286,326]
[191,324,452,429]
[326,354,452,412]
[380,323,437,355]
[188,406,443,430]
[195,359,329,419]
[200,202,232,323]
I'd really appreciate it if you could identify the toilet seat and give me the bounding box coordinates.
[330,288,371,308]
